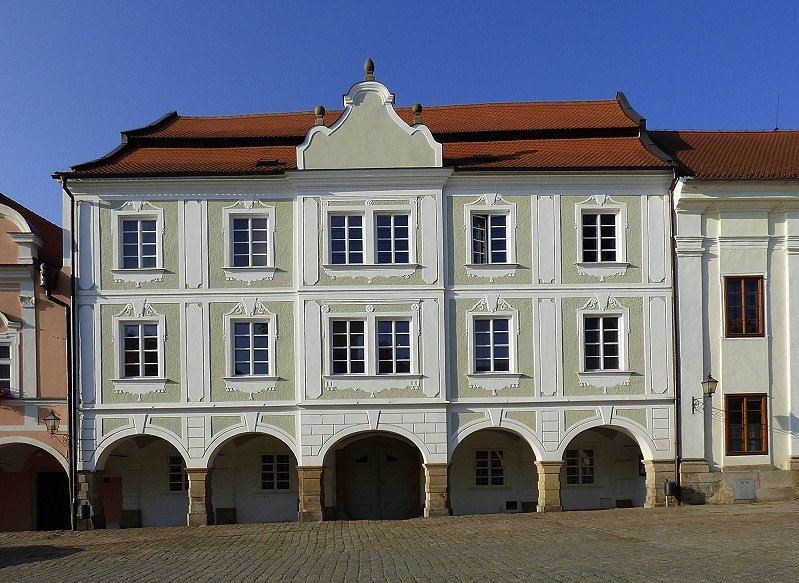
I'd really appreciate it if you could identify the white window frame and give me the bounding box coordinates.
[465,296,522,394]
[223,302,279,397]
[0,323,21,398]
[565,448,595,485]
[322,202,418,281]
[260,453,292,491]
[112,302,167,399]
[574,196,629,280]
[322,304,421,395]
[577,296,632,389]
[111,202,166,285]
[222,204,277,283]
[463,195,518,281]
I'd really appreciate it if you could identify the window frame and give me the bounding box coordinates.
[576,296,632,389]
[724,275,765,338]
[260,453,292,491]
[121,322,161,379]
[111,202,166,285]
[0,325,21,398]
[222,205,277,283]
[223,302,279,397]
[474,449,505,487]
[565,448,596,485]
[168,455,188,492]
[574,197,629,280]
[111,302,168,399]
[462,196,518,281]
[465,297,522,394]
[725,394,768,456]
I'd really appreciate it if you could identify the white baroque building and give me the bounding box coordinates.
[58,61,680,527]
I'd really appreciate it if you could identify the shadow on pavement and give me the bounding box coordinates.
[0,544,82,568]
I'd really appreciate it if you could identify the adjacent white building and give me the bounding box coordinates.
[59,61,683,527]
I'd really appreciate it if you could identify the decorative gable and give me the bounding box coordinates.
[296,59,442,170]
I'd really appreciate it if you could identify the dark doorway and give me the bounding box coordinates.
[36,472,70,530]
[336,436,421,520]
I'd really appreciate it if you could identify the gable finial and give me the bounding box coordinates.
[314,105,326,126]
[412,103,423,125]
[364,58,375,81]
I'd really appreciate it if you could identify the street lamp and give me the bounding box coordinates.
[42,410,68,446]
[692,374,718,413]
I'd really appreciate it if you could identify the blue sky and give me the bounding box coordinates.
[1,1,798,225]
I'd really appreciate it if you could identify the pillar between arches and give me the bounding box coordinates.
[535,460,563,512]
[76,470,106,530]
[644,459,677,508]
[423,463,450,517]
[297,466,325,522]
[186,468,213,526]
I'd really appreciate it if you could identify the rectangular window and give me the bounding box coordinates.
[725,276,764,337]
[123,323,159,378]
[330,215,364,265]
[261,454,291,490]
[377,319,411,374]
[565,449,595,485]
[472,214,507,264]
[581,213,617,263]
[331,320,366,374]
[233,322,270,376]
[376,214,410,264]
[122,219,158,269]
[726,394,767,455]
[232,217,269,267]
[474,318,510,373]
[0,344,11,390]
[583,316,620,371]
[168,456,188,492]
[475,450,504,486]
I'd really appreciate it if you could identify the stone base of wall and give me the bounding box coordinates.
[680,460,799,504]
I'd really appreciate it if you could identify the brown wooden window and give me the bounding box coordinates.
[726,394,767,455]
[724,276,764,337]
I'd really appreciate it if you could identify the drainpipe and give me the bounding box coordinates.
[669,171,684,503]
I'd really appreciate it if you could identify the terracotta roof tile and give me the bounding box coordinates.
[652,131,799,180]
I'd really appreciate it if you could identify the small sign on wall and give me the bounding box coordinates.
[733,479,756,500]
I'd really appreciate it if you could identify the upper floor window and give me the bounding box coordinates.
[565,449,595,485]
[232,217,269,267]
[330,215,364,265]
[726,394,767,455]
[0,344,12,392]
[376,214,410,264]
[122,322,160,378]
[724,276,764,337]
[574,196,629,280]
[377,319,411,374]
[583,315,620,371]
[331,320,366,374]
[581,213,617,263]
[471,214,508,264]
[223,205,277,283]
[473,317,510,373]
[475,450,504,486]
[233,321,270,376]
[122,219,157,269]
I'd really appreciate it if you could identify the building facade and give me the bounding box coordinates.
[59,63,681,527]
[0,193,71,531]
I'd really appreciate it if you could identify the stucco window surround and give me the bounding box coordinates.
[463,194,518,281]
[321,303,421,394]
[322,200,418,281]
[465,295,522,394]
[223,299,279,398]
[0,317,21,398]
[112,301,167,399]
[222,202,277,284]
[577,294,632,389]
[110,201,166,286]
[722,274,766,339]
[574,195,629,280]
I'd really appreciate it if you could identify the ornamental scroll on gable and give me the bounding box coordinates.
[296,60,442,170]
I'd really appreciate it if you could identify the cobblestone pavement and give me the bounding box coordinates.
[1,502,797,582]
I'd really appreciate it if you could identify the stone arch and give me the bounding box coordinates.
[202,425,297,468]
[0,436,68,472]
[317,424,431,465]
[555,417,657,461]
[449,418,544,462]
[94,426,190,471]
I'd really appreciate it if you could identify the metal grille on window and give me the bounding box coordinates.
[123,323,159,377]
[232,217,269,267]
[168,456,188,492]
[122,219,157,269]
[233,321,269,376]
[377,319,411,374]
[584,316,620,371]
[376,214,410,264]
[472,214,507,264]
[261,454,290,490]
[330,215,364,265]
[331,320,365,374]
[474,318,510,372]
[475,450,504,486]
[582,213,616,262]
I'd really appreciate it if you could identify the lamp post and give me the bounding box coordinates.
[692,374,718,413]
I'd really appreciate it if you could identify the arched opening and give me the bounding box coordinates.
[561,426,645,510]
[209,433,298,524]
[0,442,69,531]
[325,432,423,520]
[450,428,537,515]
[99,435,188,528]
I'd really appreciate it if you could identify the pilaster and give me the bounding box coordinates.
[76,470,105,530]
[423,463,450,517]
[535,460,563,512]
[644,459,676,507]
[297,466,324,522]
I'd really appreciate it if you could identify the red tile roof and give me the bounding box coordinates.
[651,131,799,180]
[0,193,62,267]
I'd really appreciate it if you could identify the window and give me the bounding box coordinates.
[473,318,510,373]
[261,454,291,490]
[232,217,269,267]
[330,318,412,376]
[726,394,767,455]
[233,321,270,376]
[331,320,366,374]
[0,344,11,391]
[725,276,764,337]
[581,213,617,263]
[168,456,188,492]
[330,215,364,265]
[471,214,507,264]
[377,320,411,374]
[565,449,595,485]
[475,450,504,486]
[122,323,159,378]
[376,214,410,264]
[121,219,157,269]
[583,315,620,371]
